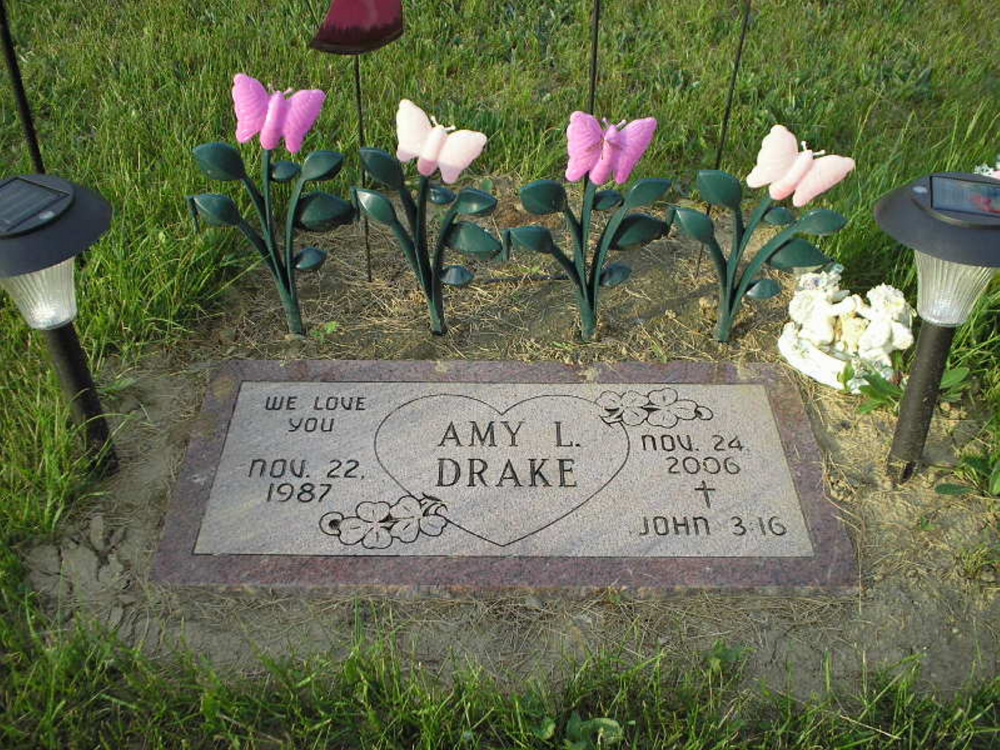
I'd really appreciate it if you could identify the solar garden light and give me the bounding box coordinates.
[0,174,118,473]
[875,172,1000,483]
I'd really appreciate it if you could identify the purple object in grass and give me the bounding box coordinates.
[232,74,326,154]
[565,111,657,185]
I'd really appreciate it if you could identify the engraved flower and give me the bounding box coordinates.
[596,390,649,425]
[388,494,447,543]
[646,388,714,428]
[338,501,393,549]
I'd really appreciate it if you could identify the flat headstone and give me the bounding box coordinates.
[153,360,856,592]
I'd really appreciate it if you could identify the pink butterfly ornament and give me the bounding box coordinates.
[746,124,855,207]
[232,74,326,154]
[395,100,487,184]
[565,111,657,186]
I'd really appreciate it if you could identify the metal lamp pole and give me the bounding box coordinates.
[875,172,1000,482]
[1,1,117,474]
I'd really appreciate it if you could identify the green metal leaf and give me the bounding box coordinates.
[440,265,474,286]
[360,147,404,188]
[192,142,246,181]
[796,208,848,236]
[454,187,497,216]
[429,185,456,205]
[767,238,832,270]
[520,179,567,215]
[763,206,795,225]
[295,191,355,231]
[599,262,632,287]
[446,221,501,258]
[594,190,624,211]
[672,206,715,243]
[611,213,667,250]
[293,246,327,271]
[935,483,972,496]
[625,177,671,208]
[696,170,742,210]
[191,193,241,226]
[269,160,301,183]
[301,150,344,182]
[746,277,782,299]
[354,188,399,226]
[505,225,558,255]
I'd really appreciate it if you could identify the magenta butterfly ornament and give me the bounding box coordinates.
[186,74,354,335]
[505,110,672,341]
[310,0,403,55]
[671,124,855,342]
[232,74,326,154]
[353,99,501,335]
[565,112,657,185]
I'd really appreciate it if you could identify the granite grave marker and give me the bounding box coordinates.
[153,361,855,591]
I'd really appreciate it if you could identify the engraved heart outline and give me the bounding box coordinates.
[373,394,631,547]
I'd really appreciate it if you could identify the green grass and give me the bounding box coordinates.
[2,0,999,744]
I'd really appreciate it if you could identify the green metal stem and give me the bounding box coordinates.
[277,283,305,336]
[261,149,282,282]
[413,176,432,293]
[235,219,275,274]
[284,175,307,316]
[562,205,583,251]
[588,202,629,307]
[577,179,597,286]
[736,195,774,257]
[240,176,268,239]
[390,220,419,278]
[728,214,801,327]
[398,184,418,236]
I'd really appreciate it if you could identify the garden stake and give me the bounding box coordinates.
[674,125,854,342]
[506,112,671,342]
[587,0,601,116]
[354,55,373,282]
[189,75,354,336]
[355,100,499,335]
[0,0,44,173]
[697,0,753,278]
[309,0,405,283]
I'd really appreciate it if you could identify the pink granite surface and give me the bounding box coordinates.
[151,360,856,593]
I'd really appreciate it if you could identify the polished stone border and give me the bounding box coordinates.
[151,360,857,593]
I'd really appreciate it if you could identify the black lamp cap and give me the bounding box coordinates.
[0,174,112,278]
[874,172,1000,267]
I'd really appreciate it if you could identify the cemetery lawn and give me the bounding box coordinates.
[2,0,999,745]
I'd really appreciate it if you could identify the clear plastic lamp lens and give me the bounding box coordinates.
[0,257,78,329]
[914,251,996,327]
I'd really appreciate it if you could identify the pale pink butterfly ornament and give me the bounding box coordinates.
[232,73,326,154]
[565,111,657,185]
[396,99,487,184]
[746,124,855,207]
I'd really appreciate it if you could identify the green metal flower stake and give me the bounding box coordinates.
[673,124,856,342]
[354,99,500,335]
[187,74,354,335]
[505,112,671,342]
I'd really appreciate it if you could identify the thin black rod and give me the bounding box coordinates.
[0,0,44,173]
[354,54,372,282]
[714,0,752,171]
[587,0,601,115]
[698,0,751,277]
[44,323,117,475]
[887,321,956,483]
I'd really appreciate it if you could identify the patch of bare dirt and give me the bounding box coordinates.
[22,189,999,697]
